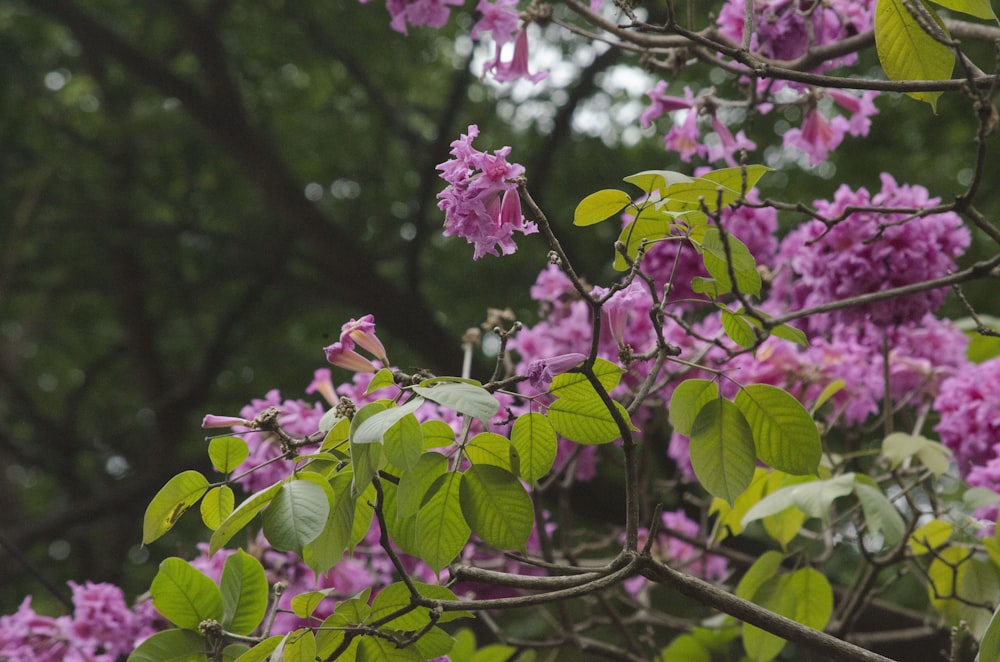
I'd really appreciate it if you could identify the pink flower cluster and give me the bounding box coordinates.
[437,124,537,259]
[0,582,161,661]
[935,357,1000,479]
[640,82,756,165]
[360,0,463,34]
[771,174,970,331]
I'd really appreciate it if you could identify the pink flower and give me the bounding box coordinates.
[487,27,548,83]
[663,92,705,162]
[935,356,1000,476]
[340,314,388,364]
[706,114,756,166]
[306,368,339,406]
[783,106,847,165]
[526,352,587,389]
[324,341,378,373]
[380,0,463,34]
[639,81,695,130]
[437,124,538,259]
[202,414,252,429]
[471,0,519,45]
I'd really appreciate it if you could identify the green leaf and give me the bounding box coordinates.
[411,383,499,423]
[786,568,834,633]
[349,482,376,550]
[699,228,761,297]
[548,396,631,445]
[742,575,795,662]
[928,547,1000,636]
[351,402,388,497]
[358,635,423,661]
[283,629,316,662]
[127,628,208,662]
[909,518,953,555]
[221,550,268,635]
[697,165,772,195]
[875,0,954,108]
[208,437,250,474]
[690,276,725,299]
[200,486,234,531]
[735,550,785,601]
[381,479,418,556]
[853,481,906,546]
[150,557,224,630]
[964,486,1000,510]
[320,417,351,451]
[290,589,336,619]
[623,169,693,193]
[510,412,557,483]
[143,470,210,545]
[422,419,455,449]
[460,464,534,552]
[415,472,470,571]
[660,634,712,662]
[302,472,354,574]
[689,398,756,505]
[465,432,515,471]
[412,626,457,659]
[812,379,845,413]
[669,379,719,437]
[660,178,741,212]
[929,0,995,19]
[548,358,623,399]
[352,397,425,445]
[742,473,856,526]
[261,480,330,552]
[881,432,952,478]
[366,367,397,394]
[383,413,423,471]
[734,384,822,476]
[397,452,449,518]
[369,582,470,629]
[721,309,758,348]
[210,481,283,554]
[612,213,675,272]
[979,603,1000,662]
[573,189,632,226]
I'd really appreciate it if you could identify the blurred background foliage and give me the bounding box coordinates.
[1,0,997,619]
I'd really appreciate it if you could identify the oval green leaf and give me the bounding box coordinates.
[689,398,756,505]
[510,412,557,483]
[734,384,821,476]
[261,480,330,552]
[415,472,469,571]
[143,470,210,545]
[875,0,954,108]
[150,557,224,630]
[127,628,209,662]
[548,396,628,445]
[573,189,632,226]
[221,549,268,635]
[209,436,250,474]
[668,379,718,437]
[460,464,534,552]
[200,486,235,531]
[411,383,499,424]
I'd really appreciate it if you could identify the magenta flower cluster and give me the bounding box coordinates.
[935,357,1000,479]
[0,582,160,661]
[437,124,538,259]
[359,0,462,34]
[771,174,970,330]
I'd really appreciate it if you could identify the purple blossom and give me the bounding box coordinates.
[202,414,251,429]
[934,357,1000,476]
[486,27,548,83]
[706,114,757,166]
[783,107,847,165]
[770,174,970,330]
[639,81,696,130]
[369,0,463,34]
[305,368,339,406]
[340,314,389,363]
[0,584,161,661]
[324,342,378,373]
[662,91,705,162]
[471,0,520,46]
[526,352,587,390]
[437,124,537,259]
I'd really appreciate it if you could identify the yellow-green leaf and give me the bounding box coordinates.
[200,486,235,531]
[209,436,250,474]
[909,518,953,555]
[460,465,533,552]
[689,399,756,505]
[210,481,283,554]
[510,412,557,483]
[875,0,954,108]
[929,0,995,19]
[574,189,633,226]
[143,470,210,545]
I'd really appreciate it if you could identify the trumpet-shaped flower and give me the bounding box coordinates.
[486,28,548,83]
